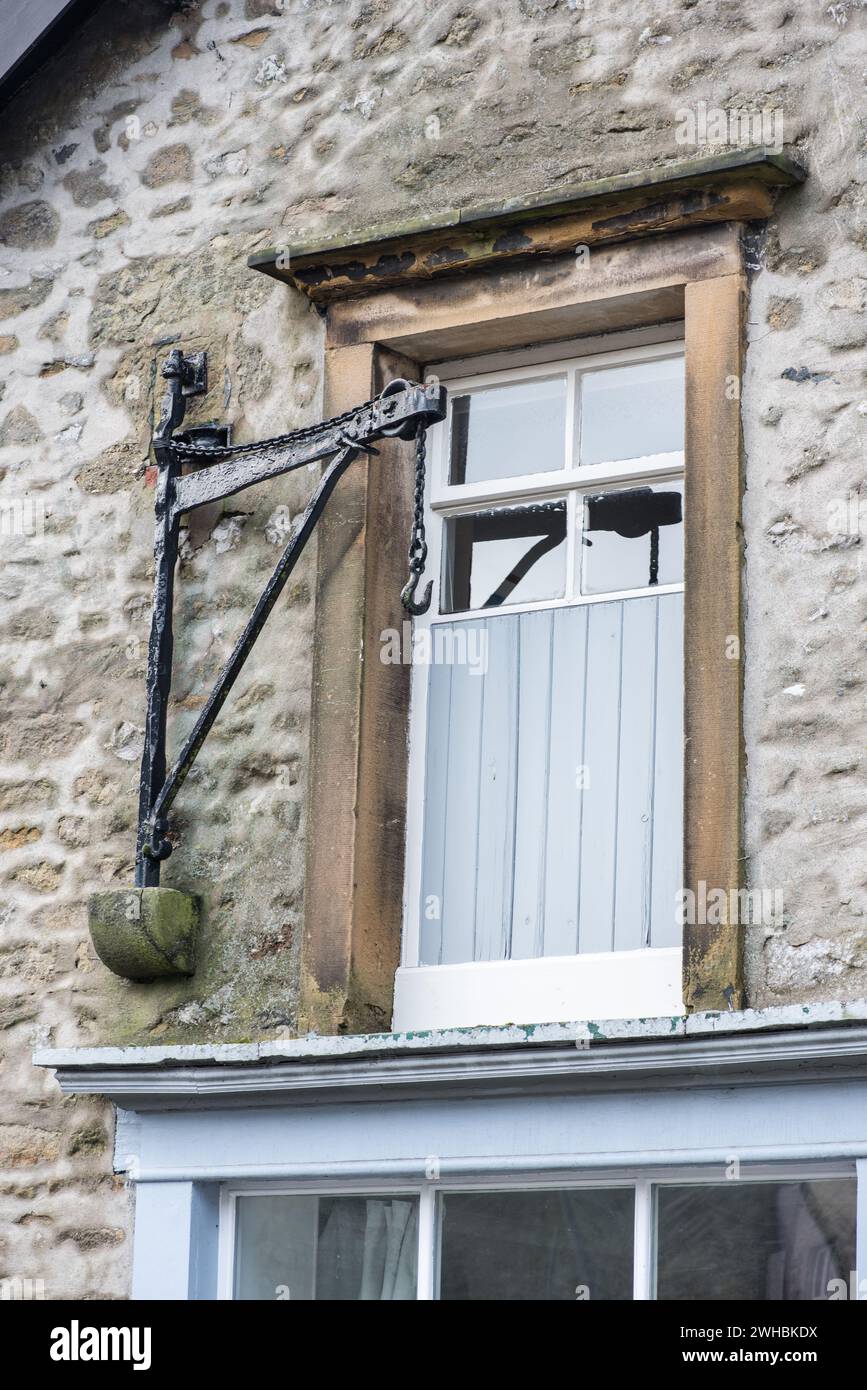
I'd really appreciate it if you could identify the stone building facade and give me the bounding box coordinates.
[0,0,864,1300]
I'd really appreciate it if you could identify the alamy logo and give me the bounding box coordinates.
[676,881,784,926]
[380,620,488,674]
[0,497,43,539]
[675,100,784,153]
[50,1320,152,1371]
[0,1275,44,1300]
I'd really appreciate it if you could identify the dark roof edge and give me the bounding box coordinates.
[0,0,106,112]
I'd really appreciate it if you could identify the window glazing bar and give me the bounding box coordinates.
[633,1179,653,1301]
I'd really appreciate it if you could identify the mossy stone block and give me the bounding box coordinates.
[89,887,199,980]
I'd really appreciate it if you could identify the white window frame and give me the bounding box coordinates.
[217,1163,858,1302]
[397,338,686,1032]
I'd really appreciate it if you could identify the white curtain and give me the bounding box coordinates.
[317,1198,417,1300]
[359,1200,418,1300]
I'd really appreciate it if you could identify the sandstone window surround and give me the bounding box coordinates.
[249,149,806,1036]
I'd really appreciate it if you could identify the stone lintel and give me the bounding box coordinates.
[249,149,806,304]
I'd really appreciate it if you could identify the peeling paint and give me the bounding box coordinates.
[34,996,867,1071]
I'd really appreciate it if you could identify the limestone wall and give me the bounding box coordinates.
[0,0,864,1297]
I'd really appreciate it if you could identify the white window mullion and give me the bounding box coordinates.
[564,362,578,472]
[216,1188,236,1300]
[416,1185,438,1300]
[565,492,578,600]
[856,1159,867,1300]
[632,1179,654,1300]
[564,364,577,599]
[571,360,582,471]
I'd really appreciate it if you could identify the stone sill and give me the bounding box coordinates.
[34,997,867,1074]
[249,148,806,304]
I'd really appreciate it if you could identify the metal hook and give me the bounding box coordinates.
[400,571,433,616]
[338,430,379,456]
[142,818,173,862]
[401,422,432,616]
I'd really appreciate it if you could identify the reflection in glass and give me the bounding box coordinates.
[581,481,683,595]
[442,500,567,613]
[580,356,685,466]
[439,1188,634,1300]
[449,377,567,485]
[233,1194,418,1300]
[656,1180,856,1301]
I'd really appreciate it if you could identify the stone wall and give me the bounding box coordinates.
[0,0,864,1297]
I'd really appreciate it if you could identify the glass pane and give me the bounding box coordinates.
[439,1188,634,1300]
[580,480,683,595]
[233,1194,418,1300]
[579,356,684,466]
[448,377,567,485]
[656,1179,856,1301]
[442,499,567,613]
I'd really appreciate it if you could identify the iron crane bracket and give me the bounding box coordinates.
[88,348,446,981]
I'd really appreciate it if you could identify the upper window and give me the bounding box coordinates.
[436,345,684,615]
[398,340,686,1031]
[579,355,684,465]
[447,375,568,484]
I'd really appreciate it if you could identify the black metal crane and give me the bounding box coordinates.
[136,348,446,887]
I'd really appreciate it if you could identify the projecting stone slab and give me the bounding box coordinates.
[89,888,199,981]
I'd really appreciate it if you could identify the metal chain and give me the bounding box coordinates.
[400,424,433,615]
[171,390,435,615]
[408,424,428,575]
[168,395,381,459]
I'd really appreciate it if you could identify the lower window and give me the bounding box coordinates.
[224,1173,856,1301]
[233,1193,418,1300]
[655,1180,855,1301]
[439,1187,634,1301]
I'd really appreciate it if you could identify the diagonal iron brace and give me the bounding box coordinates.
[136,349,446,886]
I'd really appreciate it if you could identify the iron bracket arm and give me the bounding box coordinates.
[144,442,357,856]
[135,351,446,887]
[170,382,445,520]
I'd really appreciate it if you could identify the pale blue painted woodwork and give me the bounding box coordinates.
[420,593,683,964]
